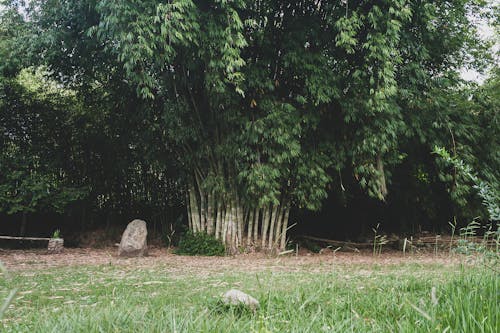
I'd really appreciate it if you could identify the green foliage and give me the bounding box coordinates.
[1,3,184,223]
[453,219,499,272]
[52,229,61,239]
[0,2,28,81]
[434,146,499,221]
[176,231,226,256]
[0,70,89,215]
[435,147,499,270]
[1,0,498,235]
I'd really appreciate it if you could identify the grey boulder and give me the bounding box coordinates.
[222,289,259,311]
[118,219,148,257]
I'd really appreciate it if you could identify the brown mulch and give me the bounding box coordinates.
[0,247,464,274]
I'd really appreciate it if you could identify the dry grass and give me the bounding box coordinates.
[0,247,463,275]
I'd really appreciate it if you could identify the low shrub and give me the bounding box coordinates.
[175,231,225,256]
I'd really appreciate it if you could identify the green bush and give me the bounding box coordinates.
[175,231,226,256]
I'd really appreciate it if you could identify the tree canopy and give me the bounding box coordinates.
[0,0,498,249]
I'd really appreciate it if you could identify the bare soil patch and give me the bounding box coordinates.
[0,247,463,275]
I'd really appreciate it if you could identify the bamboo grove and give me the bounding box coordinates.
[1,0,498,251]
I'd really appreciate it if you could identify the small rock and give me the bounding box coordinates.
[222,289,259,311]
[118,219,148,257]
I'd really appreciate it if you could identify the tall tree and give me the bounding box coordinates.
[8,0,496,248]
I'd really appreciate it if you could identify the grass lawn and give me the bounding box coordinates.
[0,250,498,332]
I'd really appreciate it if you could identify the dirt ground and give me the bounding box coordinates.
[0,247,464,275]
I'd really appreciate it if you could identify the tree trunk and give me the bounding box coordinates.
[280,207,290,250]
[188,187,200,233]
[268,205,279,249]
[184,173,293,252]
[215,201,222,239]
[235,202,242,248]
[261,205,270,248]
[186,192,192,232]
[247,209,254,246]
[377,155,388,199]
[222,203,228,244]
[231,202,237,249]
[200,191,207,231]
[275,205,285,247]
[206,192,215,234]
[253,208,259,245]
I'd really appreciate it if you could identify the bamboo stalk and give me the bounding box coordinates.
[231,202,237,248]
[194,173,206,232]
[206,192,214,235]
[186,191,192,232]
[235,203,243,247]
[200,192,207,232]
[253,208,259,245]
[274,204,285,246]
[188,187,199,233]
[280,207,290,250]
[221,203,228,244]
[268,205,279,249]
[247,209,254,246]
[261,205,270,248]
[215,201,222,239]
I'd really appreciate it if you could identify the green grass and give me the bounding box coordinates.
[0,260,498,332]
